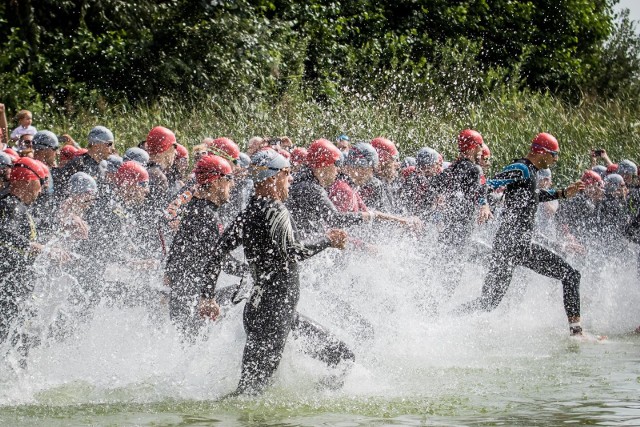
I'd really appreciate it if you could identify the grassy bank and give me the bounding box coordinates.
[34,91,640,185]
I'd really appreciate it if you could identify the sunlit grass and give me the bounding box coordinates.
[36,91,640,185]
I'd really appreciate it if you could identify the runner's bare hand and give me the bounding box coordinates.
[199,298,220,321]
[326,228,348,249]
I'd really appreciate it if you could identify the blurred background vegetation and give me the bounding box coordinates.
[1,0,639,180]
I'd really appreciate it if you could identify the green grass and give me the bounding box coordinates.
[34,90,640,185]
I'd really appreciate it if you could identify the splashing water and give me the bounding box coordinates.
[0,225,639,425]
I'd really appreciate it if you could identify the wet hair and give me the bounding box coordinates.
[15,109,32,122]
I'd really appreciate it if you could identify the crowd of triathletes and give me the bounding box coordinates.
[1,107,639,395]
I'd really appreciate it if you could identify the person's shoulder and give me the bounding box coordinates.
[497,160,531,180]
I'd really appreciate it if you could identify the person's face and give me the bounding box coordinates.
[74,192,97,212]
[11,179,42,205]
[194,149,207,163]
[314,164,338,187]
[247,139,266,156]
[274,168,292,200]
[20,114,32,128]
[621,173,635,186]
[477,155,491,170]
[419,163,440,177]
[92,142,114,160]
[20,134,33,148]
[166,144,177,166]
[610,185,628,199]
[175,157,189,177]
[35,148,58,167]
[336,140,350,151]
[124,181,149,204]
[378,160,399,180]
[0,167,10,184]
[470,144,483,161]
[539,151,559,169]
[207,175,234,204]
[280,139,292,150]
[348,166,374,186]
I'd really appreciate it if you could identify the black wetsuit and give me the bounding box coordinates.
[398,173,439,221]
[596,195,630,250]
[203,195,355,395]
[461,158,581,320]
[360,176,392,212]
[435,158,484,246]
[165,197,247,337]
[0,194,38,358]
[555,194,599,246]
[147,163,172,212]
[286,166,363,238]
[429,158,485,298]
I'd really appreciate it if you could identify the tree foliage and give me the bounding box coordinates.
[0,0,635,112]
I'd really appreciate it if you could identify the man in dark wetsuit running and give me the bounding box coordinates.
[456,133,586,335]
[199,149,353,396]
[165,154,247,338]
[432,130,492,301]
[0,157,69,364]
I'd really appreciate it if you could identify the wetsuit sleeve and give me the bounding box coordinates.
[201,215,247,299]
[486,163,529,189]
[269,204,331,262]
[221,253,248,276]
[539,188,560,202]
[286,236,331,262]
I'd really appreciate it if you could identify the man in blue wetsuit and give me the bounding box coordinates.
[457,133,586,335]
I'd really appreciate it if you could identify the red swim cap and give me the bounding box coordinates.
[3,148,20,162]
[581,170,603,186]
[606,164,619,175]
[146,126,176,155]
[60,145,79,162]
[402,165,416,179]
[207,137,240,160]
[193,154,233,185]
[458,129,484,152]
[175,143,189,159]
[10,157,46,182]
[307,139,342,169]
[531,133,559,154]
[371,137,398,162]
[290,147,308,166]
[115,161,149,186]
